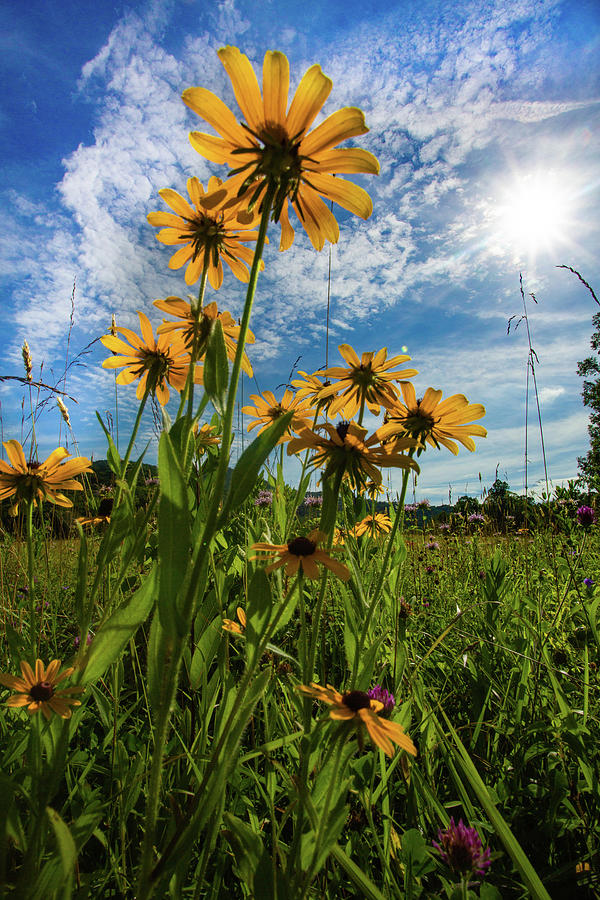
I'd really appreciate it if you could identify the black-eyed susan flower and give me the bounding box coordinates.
[183,46,379,251]
[101,312,202,406]
[250,529,350,581]
[353,512,393,537]
[194,422,221,454]
[154,296,255,376]
[297,683,416,757]
[380,383,487,455]
[241,389,313,443]
[315,345,418,418]
[287,420,419,492]
[0,440,91,515]
[290,370,343,417]
[222,607,246,635]
[0,659,84,721]
[147,176,262,289]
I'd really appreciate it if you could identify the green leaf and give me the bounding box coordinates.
[220,411,293,519]
[46,806,76,886]
[79,566,157,685]
[246,568,272,668]
[157,429,190,634]
[204,318,229,415]
[189,615,222,689]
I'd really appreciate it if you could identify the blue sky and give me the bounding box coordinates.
[1,0,599,503]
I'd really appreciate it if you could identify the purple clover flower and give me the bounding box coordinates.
[74,632,93,649]
[426,540,439,550]
[468,513,485,524]
[583,577,594,589]
[438,522,451,532]
[404,503,418,513]
[303,494,323,508]
[577,506,596,527]
[433,817,491,878]
[367,685,395,714]
[254,490,273,508]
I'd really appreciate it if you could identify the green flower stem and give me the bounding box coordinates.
[357,395,366,427]
[193,183,275,563]
[25,501,37,657]
[176,183,276,633]
[305,467,344,686]
[352,461,412,684]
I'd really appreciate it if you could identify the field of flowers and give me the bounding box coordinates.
[0,45,598,899]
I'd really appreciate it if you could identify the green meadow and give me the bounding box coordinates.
[1,43,599,900]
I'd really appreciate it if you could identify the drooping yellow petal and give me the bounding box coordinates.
[182,87,249,147]
[286,64,332,137]
[188,131,233,165]
[218,46,264,133]
[307,172,373,219]
[301,107,369,156]
[306,147,380,175]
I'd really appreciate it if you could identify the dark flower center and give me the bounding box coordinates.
[342,690,371,711]
[269,404,285,420]
[403,402,436,437]
[29,681,54,702]
[287,536,317,556]
[336,421,351,441]
[187,214,227,268]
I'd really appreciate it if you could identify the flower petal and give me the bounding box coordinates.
[301,107,369,156]
[306,173,373,219]
[263,50,289,126]
[182,87,249,147]
[218,46,264,134]
[3,440,27,471]
[286,64,332,137]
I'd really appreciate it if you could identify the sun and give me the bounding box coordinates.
[493,170,574,257]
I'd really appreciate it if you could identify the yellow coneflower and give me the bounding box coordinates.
[100,312,202,406]
[147,175,263,289]
[315,345,418,418]
[222,607,246,635]
[154,296,254,376]
[0,440,91,515]
[250,529,350,581]
[380,383,487,455]
[287,420,419,492]
[353,513,393,537]
[0,659,84,721]
[297,683,416,757]
[241,389,313,443]
[183,46,379,251]
[194,422,221,454]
